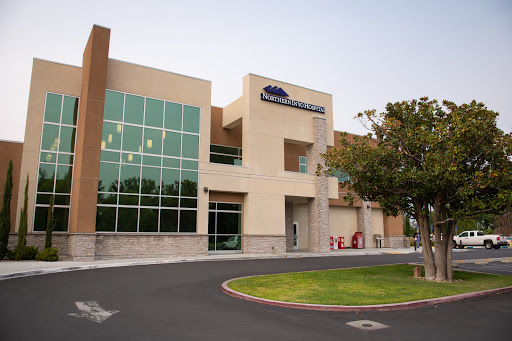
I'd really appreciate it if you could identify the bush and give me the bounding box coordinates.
[7,245,39,260]
[36,247,59,262]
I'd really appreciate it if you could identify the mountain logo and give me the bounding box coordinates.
[263,85,289,97]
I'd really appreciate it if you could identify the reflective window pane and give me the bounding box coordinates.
[101,150,120,162]
[208,235,216,251]
[59,126,76,153]
[36,194,52,205]
[141,166,160,195]
[208,212,216,234]
[121,152,141,164]
[143,155,161,166]
[182,160,198,170]
[217,212,242,234]
[145,98,164,128]
[140,196,159,207]
[119,164,140,194]
[161,196,178,207]
[96,206,116,232]
[122,125,143,153]
[57,154,73,165]
[55,165,72,193]
[160,209,178,232]
[179,210,196,232]
[210,154,238,165]
[182,105,200,133]
[216,235,241,250]
[41,124,60,151]
[38,163,55,192]
[104,90,124,122]
[163,131,181,157]
[139,208,158,232]
[164,102,182,131]
[144,128,162,155]
[161,168,180,196]
[53,207,69,231]
[124,94,144,125]
[44,93,62,123]
[62,96,79,126]
[180,198,197,208]
[162,157,180,169]
[217,203,242,211]
[117,208,138,232]
[98,193,117,205]
[180,170,197,197]
[210,145,240,155]
[101,122,122,150]
[182,134,199,159]
[98,162,119,193]
[54,195,71,206]
[119,194,139,206]
[33,207,48,232]
[40,152,56,163]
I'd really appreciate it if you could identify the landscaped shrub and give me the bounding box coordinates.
[36,247,59,262]
[7,245,39,260]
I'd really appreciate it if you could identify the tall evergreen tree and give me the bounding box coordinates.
[45,196,55,249]
[0,160,13,259]
[16,175,29,260]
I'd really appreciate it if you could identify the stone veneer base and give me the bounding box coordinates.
[242,235,286,254]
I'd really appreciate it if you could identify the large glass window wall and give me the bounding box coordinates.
[34,93,79,232]
[96,90,200,233]
[208,202,242,251]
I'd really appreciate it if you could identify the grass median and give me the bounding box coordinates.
[227,264,512,306]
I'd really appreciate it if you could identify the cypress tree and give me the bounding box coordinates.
[0,160,13,259]
[45,196,55,249]
[16,175,29,260]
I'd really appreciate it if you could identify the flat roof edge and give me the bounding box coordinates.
[0,138,24,144]
[247,73,332,96]
[33,58,81,69]
[109,58,211,83]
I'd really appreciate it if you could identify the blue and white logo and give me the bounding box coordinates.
[263,85,289,97]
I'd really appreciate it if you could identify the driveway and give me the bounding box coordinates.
[0,250,510,340]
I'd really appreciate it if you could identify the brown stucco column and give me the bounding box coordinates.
[358,200,373,248]
[307,117,330,253]
[285,202,294,251]
[68,25,110,260]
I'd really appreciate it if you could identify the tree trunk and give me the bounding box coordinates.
[434,208,448,281]
[418,213,436,280]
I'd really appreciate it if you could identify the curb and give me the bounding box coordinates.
[0,249,415,281]
[221,278,512,312]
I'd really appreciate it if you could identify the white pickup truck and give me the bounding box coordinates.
[453,230,508,249]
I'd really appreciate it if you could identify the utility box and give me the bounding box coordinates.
[352,232,364,249]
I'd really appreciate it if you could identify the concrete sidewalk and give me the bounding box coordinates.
[0,247,417,280]
[2,247,507,281]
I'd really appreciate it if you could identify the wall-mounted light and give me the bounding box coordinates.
[204,187,209,193]
[367,205,371,209]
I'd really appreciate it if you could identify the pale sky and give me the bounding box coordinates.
[0,0,511,142]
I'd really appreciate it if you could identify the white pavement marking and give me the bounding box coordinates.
[69,301,119,323]
[346,320,390,331]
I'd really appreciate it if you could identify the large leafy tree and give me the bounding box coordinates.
[0,160,14,258]
[322,97,512,281]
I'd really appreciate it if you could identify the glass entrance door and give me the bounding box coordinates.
[293,222,299,250]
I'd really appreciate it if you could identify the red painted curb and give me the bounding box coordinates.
[221,278,512,312]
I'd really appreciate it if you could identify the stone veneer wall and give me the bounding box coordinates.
[95,234,208,259]
[357,200,373,248]
[68,234,96,261]
[285,202,294,251]
[242,235,286,254]
[7,233,69,255]
[384,235,409,248]
[307,117,330,253]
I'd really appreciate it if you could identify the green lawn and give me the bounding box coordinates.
[228,264,512,306]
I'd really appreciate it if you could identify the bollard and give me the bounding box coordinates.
[414,266,422,278]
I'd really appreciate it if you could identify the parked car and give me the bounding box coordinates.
[222,236,240,250]
[453,230,507,249]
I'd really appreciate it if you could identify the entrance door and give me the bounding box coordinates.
[293,222,299,250]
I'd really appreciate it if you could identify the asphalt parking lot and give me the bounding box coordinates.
[457,261,512,276]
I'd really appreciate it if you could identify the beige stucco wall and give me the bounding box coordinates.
[329,206,358,246]
[202,74,337,240]
[17,59,83,232]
